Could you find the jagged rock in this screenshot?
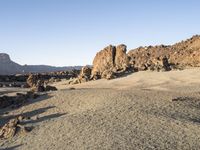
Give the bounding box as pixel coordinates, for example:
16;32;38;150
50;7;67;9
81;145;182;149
101;70;115;80
79;66;91;79
0;116;32;139
128;35;200;71
33;80;45;92
115;44;130;71
0;118;18;139
91;44;129;80
69;66;92;84
91;45;116;79
78;66;92;82
26;74;38;88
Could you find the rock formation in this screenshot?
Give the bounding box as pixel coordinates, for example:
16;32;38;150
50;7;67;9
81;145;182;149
0;116;32;139
89;35;200;81
115;44;130;71
91;45;116;79
69;66;92;84
128;35;200;71
26;74;57;92
91;44;130;80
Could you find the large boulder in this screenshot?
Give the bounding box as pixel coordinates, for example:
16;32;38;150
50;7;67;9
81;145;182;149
91;44;129;80
91;45;116;79
79;66;91;80
26;74;39;88
69;66;92;84
115;44;130;71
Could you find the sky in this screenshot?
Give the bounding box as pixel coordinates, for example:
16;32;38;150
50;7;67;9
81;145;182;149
0;0;200;66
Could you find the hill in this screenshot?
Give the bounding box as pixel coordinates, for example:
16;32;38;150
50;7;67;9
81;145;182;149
0;53;82;75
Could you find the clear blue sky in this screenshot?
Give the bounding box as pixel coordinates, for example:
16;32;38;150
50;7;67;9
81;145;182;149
0;0;200;66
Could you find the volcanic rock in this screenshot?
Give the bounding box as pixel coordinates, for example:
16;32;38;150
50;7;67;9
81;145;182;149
91;45;116;79
69;66;92;84
115;44;130;71
0;116;32;139
91;44;130;80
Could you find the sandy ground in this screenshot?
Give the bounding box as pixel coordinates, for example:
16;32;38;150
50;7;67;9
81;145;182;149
1;68;200;149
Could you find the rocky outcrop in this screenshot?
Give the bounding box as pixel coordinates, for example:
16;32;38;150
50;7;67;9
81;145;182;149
128;35;200;71
115;44;130;71
26;74;57;92
91;45;116;79
69;66;92;84
26;74;39;88
128;46;171;71
0;116;32;139
90;35;200;81
91;44;130;80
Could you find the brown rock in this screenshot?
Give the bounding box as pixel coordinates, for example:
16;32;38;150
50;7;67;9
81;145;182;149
31;80;45;92
91;44;129;80
69;66;92;84
26;74;38;88
0;119;18;139
79;66;91;79
128;35;200;71
0;116;31;139
115;44;130;71
91;45;116;79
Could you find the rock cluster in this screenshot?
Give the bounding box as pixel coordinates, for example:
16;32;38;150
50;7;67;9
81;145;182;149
26;74;58;92
128;35;200;71
89;35;200;81
69;66;92;84
0;116;32;139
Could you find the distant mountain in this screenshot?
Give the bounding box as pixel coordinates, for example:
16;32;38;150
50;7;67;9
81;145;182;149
0;53;82;75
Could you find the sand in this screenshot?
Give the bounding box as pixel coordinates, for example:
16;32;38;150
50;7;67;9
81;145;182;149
1;68;200;150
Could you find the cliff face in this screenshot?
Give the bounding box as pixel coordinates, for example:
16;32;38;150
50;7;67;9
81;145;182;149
0;53;23;75
91;44;129;79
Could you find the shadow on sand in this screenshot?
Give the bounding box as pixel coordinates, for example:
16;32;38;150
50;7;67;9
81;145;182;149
144;96;200;124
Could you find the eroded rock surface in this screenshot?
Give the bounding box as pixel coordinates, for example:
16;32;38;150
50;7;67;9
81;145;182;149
91;44;130;80
0;116;32;139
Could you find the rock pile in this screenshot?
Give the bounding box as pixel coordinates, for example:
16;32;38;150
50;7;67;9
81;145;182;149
128;35;200;71
0;116;32;139
26;74;57;92
69;66;92;84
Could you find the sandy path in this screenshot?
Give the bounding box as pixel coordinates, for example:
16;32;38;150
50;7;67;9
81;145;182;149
1;68;200;149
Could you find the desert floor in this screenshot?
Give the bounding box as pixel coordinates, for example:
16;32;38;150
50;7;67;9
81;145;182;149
1;68;200;150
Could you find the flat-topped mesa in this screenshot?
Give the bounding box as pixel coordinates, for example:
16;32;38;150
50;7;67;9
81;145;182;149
91;44;130;80
0;53;11;63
